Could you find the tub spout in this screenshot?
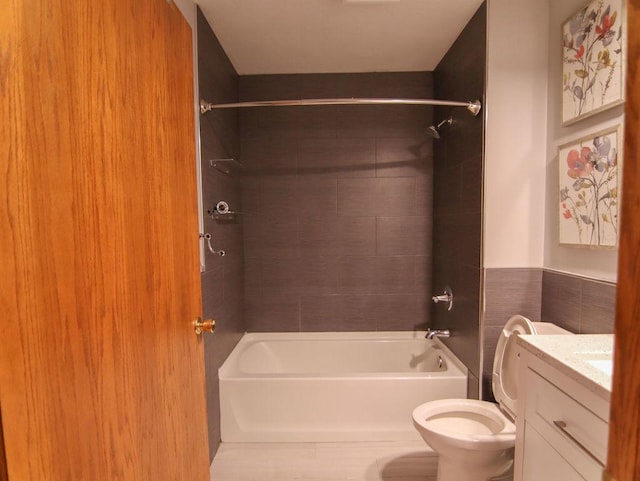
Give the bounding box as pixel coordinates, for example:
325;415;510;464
425;329;450;340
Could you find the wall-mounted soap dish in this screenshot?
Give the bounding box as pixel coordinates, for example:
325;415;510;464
207;200;244;221
210;158;245;176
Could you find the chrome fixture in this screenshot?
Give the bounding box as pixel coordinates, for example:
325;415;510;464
426;329;451;340
199;233;225;257
207;200;244;220
210;158;246;176
214;201;230;215
200;98;482;116
432;287;454;311
200;99;215;115
426;117;453;139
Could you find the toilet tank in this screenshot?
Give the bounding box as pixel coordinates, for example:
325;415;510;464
531;322;573;335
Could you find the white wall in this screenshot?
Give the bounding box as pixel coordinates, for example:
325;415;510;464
483;0;549;268
543;0;622;282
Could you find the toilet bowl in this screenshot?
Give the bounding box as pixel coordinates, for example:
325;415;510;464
412;315;571;481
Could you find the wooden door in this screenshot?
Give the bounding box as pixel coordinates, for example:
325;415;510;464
0;1;209;480
606;2;640;481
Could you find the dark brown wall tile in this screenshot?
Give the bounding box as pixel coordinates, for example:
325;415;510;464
298;138;341;175
296;73;376;98
300;295;341;331
337;138;377;178
299;256;340;295
224;263;244;306
541;270;581;333
239;74;299;102
240;72;434;333
242;216;262;257
260;258;299;287
240;177;262;214
416;171;434;213
300;217;340;256
374;256;419;294
457;215;482;268
482;325;503;374
334;106;384;139
433;164;461;216
246;288;300;332
432;3;486;396
352;105;430;139
297;178;338;216
297;137;377;178
240;137;297;173
261;176;299;217
460;155;483;214
374;72;434;98
376;178;417;215
337;178;377;216
259;218;300;259
377;294;429;330
414;256;433;290
484;268;542;326
243;288;262;330
240;108;302;140
338;295;381;331
338;217;376;257
201;268;225;320
376;137;432;178
296;106;341;139
377;216;431;256
580;279;615;334
338;256;378;295
540;270;616;335
243;257;261;288
468;372;480;400
338;178;417;217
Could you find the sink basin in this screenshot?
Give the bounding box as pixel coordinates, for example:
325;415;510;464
585;359;613;376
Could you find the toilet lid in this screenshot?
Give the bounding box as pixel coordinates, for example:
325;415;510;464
492;315;535;420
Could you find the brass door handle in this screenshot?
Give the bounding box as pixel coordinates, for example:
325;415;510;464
193;317;216;335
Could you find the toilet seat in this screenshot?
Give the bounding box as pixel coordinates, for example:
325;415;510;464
492;315;536;420
412;398;515;451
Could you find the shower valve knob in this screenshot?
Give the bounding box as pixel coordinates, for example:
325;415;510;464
432;288;454;311
432;294;450;303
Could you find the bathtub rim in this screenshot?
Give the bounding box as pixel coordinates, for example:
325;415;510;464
219;331;468;380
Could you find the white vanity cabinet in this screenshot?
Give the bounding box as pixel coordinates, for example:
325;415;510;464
514;335;613;481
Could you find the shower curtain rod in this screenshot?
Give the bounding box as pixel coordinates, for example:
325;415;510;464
199;98;482;116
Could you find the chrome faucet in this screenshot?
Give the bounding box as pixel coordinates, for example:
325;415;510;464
432;287;454;311
425;328;451;340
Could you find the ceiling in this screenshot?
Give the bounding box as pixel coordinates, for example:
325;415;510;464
197;0;484;75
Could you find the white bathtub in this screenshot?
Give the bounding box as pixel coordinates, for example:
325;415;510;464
219;331;468;442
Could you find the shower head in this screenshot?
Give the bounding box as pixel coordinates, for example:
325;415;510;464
426;126;441;139
426;117;453;139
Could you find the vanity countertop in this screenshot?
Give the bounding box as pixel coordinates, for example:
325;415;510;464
516;334;614;401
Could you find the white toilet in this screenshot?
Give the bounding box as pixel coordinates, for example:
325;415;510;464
412;315;571;481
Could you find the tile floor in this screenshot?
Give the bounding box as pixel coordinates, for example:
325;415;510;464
210;441;438;481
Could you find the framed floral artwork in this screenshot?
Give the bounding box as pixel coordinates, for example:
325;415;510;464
562;0;625;125
558;126;621;248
